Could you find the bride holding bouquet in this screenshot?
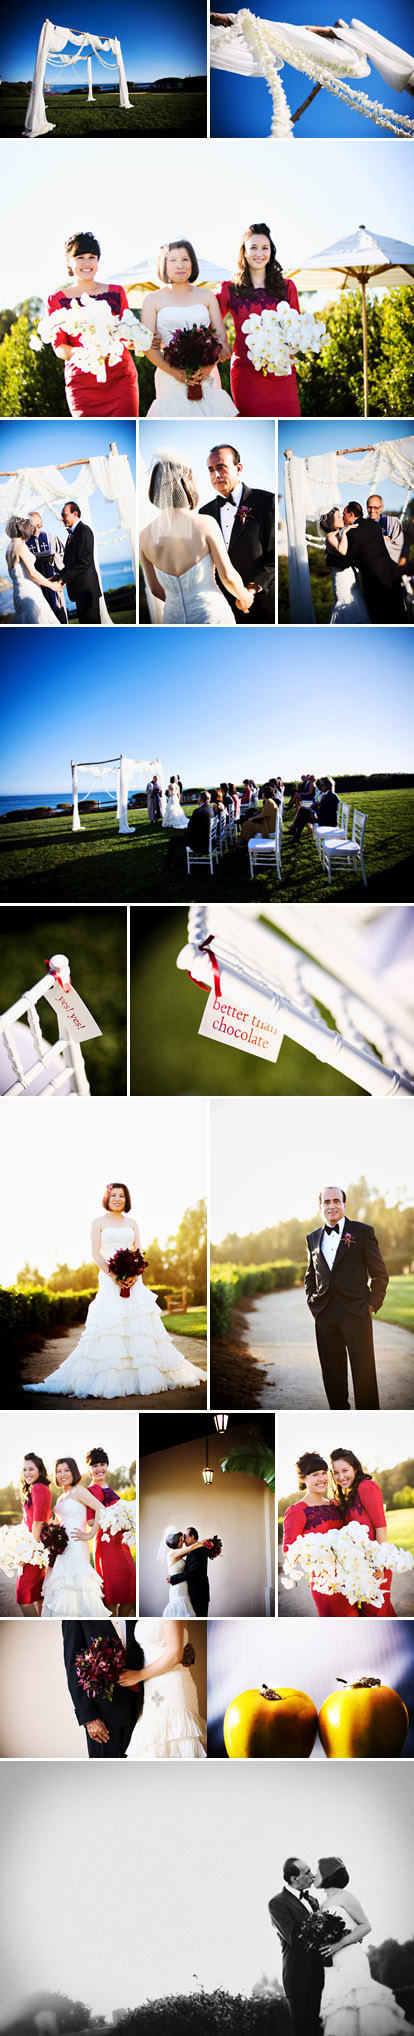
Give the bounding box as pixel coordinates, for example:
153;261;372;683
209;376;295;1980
142;239;238;416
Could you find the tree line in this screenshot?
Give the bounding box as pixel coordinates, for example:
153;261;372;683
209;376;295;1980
15;1200;207;1305
212;1179;414;1278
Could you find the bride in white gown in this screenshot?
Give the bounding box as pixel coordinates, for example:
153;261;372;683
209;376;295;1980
141;239;238;417
24;1181;206;1401
140;452;249;624
162;779;189;829
314;1857;414;2036
41;1458;109;1617
121;1619;207;1757
319;510;370;625
158;1526;210;1616
6;517;61;626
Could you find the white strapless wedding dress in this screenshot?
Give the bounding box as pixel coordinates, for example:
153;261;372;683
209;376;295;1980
41;1494;109;1617
24;1223;205;1400
330;566;370;625
147;303;237;416
156;551;236;625
127;1620;207;1758
321;1900;414;2035
162;787;188;829
162;1555;195;1618
7;555;60;626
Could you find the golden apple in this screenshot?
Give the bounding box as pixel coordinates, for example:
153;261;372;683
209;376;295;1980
223;1683;318;1759
318;1676;409;1759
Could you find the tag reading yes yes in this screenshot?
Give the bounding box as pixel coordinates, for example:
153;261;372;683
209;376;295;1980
43;980;102;1043
198;990;283;1063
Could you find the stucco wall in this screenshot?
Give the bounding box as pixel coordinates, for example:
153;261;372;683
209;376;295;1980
139;1427;275;1616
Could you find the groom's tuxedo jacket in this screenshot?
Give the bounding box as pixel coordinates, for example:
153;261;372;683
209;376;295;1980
304;1219;388;1321
199;484;275;623
269;1887;324;2000
63;1620;144;1756
60;520;101;622
183;1546;210;1616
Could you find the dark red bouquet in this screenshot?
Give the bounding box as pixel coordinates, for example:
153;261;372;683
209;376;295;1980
296;1911;347;1960
107;1246;148;1297
76;1635;126;1702
205;1535;222;1559
161;324;222;401
40;1521;69;1568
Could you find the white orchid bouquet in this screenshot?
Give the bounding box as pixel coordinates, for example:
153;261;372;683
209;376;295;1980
241;303;326;378
99;1498;136;1546
281;1521;413;1609
30;297;153;383
0;1522;49;1577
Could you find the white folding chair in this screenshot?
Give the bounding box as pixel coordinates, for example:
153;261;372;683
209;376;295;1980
0;956;90;1096
313;800;350;861
323;809;368;888
186;816;220;880
225;798;237;849
218;810;228;857
248;808;282;882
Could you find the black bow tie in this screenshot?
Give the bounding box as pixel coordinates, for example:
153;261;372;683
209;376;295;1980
325;1223;339;1236
221;492;239;507
299;1891;318;1910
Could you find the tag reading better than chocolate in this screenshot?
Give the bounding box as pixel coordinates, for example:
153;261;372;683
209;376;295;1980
43;980;102;1043
198;989;283;1062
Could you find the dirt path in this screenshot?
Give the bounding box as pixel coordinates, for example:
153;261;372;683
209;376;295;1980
235;1290;414;1409
15;1329;207;1408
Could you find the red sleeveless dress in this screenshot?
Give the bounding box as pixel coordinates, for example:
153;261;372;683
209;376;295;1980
283;1500;358;1618
217;279;301;417
87;1483;136;1609
345;1478;394;1617
47;285;139;417
16;1479;51;1606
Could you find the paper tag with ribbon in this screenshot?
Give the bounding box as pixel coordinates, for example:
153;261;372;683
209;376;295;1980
198;990;283;1063
43;980;102;1043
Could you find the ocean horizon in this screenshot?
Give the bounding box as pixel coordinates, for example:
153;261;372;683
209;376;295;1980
0;559;134;617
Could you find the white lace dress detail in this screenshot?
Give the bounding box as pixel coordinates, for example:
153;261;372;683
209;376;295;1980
147;303;237;417
24;1222;205;1400
41;1493;109;1617
127;1620;207;1759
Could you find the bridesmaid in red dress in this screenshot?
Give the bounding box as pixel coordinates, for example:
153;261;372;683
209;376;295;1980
217;220;301;418
16;1453;51;1616
283;1450;358;1618
85;1447;136;1616
330;1448;395;1618
48;230;139;418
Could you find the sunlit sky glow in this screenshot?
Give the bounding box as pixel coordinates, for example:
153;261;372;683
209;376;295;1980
211;1096;412;1241
0;1408;136;1487
277;1409;414;1495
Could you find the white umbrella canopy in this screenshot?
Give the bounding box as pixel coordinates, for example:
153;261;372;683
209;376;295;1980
116;255;230;305
288;224;414;413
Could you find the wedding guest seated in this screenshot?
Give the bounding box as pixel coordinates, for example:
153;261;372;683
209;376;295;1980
230;782;241;819
269;776;284;804
238;782;278;848
164;789;214;873
286;773;316;814
211;787;227;823
240;778;253;809
291;775;339;846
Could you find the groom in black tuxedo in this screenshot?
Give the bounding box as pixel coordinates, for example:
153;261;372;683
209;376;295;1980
183;1526;210;1615
63;1619;144;1757
59;501;101;623
269;1856;324;2036
199;444;275;623
337;502;405;622
305;1183;388;1410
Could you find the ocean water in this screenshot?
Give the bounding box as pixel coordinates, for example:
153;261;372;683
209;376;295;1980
0;793;118;816
0;559;134;617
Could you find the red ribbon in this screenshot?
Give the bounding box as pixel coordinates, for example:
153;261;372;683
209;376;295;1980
188;934;222;998
44;959;71;991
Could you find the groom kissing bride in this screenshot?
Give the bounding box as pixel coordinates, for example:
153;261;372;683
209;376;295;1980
163;1525;211;1617
269;1853;413;2036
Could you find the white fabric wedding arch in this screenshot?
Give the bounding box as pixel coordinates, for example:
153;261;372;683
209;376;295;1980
284;434;414;622
71;755;165;833
24;20;132;136
0;444;136;627
210;13;414;136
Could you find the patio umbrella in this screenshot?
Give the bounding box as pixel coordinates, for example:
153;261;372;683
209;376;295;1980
288;224;414;413
115;255;230;306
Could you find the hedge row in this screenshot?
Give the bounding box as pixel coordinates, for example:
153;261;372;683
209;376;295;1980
145;1283;194;1307
0;1285;96;1338
210;1261;302;1341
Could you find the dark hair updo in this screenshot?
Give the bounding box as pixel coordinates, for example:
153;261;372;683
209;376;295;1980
320;508;341;535
166;1531;183;1549
65;231;101;276
148;457;198;511
102;1182;131;1212
157;239;199;284
296;1452;328;1491
233;222;288;302
318;1857;349;1890
85;1448;109;1469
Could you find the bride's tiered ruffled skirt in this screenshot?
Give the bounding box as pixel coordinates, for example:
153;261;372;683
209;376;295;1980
127;1666;207;1759
24;1272;205;1400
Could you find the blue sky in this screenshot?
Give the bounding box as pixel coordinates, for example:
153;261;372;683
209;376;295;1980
0;419;136;573
210;0;414;138
140;419;275;507
0;629;412;790
1;137;413;312
0;0;206;86
277;419;414;515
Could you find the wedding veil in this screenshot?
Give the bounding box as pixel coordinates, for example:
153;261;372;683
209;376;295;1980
145;450;198;545
156;1523;182;1565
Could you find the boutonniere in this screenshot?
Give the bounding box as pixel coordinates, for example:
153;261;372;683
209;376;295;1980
344;1232;355;1248
236;505;254;527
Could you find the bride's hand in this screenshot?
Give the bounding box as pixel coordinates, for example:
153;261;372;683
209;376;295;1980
72;1528;89;1542
119;1668;141;1686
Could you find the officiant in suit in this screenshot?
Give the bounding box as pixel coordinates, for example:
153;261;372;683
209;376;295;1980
269;1856;325;2036
63;1618;144;1757
200;444;275;623
335;503;405;622
59;500;102;623
305;1184;389;1410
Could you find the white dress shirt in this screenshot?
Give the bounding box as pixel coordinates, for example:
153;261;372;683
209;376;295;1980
111;1617;127;1647
283;1882;316;1911
321;1214;345;1269
219;480;244;549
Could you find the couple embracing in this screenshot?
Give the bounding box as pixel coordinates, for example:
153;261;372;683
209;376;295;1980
63;1612;207;1760
140;442;275;626
269;1854;412;2036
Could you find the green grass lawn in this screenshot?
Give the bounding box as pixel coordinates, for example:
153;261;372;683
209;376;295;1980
385;1506;414;1553
1;790;412;906
378;1276;414;1332
162;1307;207;1338
0;89;207;138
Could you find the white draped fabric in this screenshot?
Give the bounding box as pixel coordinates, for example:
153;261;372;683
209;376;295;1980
285;436;414;621
24;20;132;136
0;452;136;628
87;55;94;100
210;13;414;135
72;755;165;833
